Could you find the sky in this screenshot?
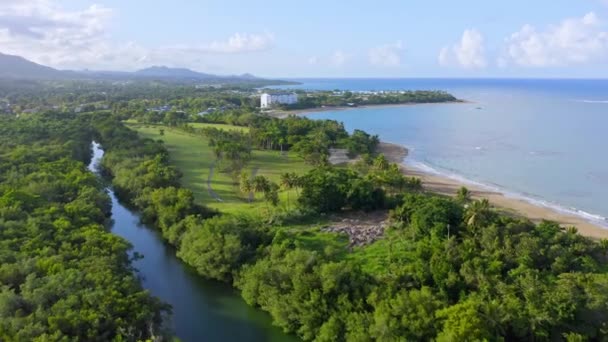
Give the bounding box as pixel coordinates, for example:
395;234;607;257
1;0;608;78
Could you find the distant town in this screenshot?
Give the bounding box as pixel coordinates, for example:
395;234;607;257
1;79;458;117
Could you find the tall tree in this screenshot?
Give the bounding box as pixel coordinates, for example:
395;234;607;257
252;175;270;201
373;154;389;171
239;170;252;201
464;198;492;233
457;186;471;203
280;172;298;208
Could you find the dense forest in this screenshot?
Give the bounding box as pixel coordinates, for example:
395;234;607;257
0;113;168;341
3;85;608;341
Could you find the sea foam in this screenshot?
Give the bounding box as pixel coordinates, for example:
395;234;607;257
406;159;608;229
573;99;608;104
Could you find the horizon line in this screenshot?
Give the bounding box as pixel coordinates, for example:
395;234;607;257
265;76;608;81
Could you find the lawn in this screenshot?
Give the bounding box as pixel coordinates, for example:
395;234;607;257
128;122;354;259
126;123;311;213
188;122;250;133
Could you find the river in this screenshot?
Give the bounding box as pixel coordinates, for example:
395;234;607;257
88;142;296;342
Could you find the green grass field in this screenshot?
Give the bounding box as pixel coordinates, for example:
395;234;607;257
188;122;250;133
347;230;411;275
126;123;311;213
127;122;353;258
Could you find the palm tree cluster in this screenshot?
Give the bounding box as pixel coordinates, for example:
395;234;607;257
464;198;494;235
279;172;303;208
239;174;282;208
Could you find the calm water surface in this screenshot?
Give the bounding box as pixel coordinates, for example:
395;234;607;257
278;78;608;227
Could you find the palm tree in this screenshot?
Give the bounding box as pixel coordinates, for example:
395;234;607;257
565;226;578;236
291;173;303;197
457;186;471;203
465;198;492;233
280;172;299;208
268;123;281;150
264;182;280;207
373;154;389;171
252;175;270;200
408;177;423;192
278;137;287;155
599;238;608;257
239;171;252;201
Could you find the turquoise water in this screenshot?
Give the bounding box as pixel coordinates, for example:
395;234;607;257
281;79;608;227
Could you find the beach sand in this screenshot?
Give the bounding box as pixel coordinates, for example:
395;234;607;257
286;105;608;239
377;142;608;239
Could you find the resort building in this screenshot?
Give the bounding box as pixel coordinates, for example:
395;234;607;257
260;92;298;108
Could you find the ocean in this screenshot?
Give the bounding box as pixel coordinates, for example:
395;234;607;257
275;78;608;228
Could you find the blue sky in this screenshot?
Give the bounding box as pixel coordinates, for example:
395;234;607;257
2;0;608;77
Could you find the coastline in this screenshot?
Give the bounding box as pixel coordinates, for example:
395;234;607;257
265;101;468;118
377;142;608;239
271;100;608;239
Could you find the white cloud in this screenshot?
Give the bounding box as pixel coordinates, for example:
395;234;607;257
202;32;274;53
0;0;115;68
307;56;319;65
439;29;487;69
501;12;608;67
330;50;349;67
438;47;450;66
0;1;274;70
369;41;404;67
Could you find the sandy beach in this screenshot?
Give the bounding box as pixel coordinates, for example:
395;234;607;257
376;142;608;239
286;103;608;239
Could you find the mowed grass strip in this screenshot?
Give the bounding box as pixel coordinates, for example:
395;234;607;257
126;123;311;213
188;122;250;133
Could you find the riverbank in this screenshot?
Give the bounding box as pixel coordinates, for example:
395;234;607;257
265;100;468;118
90;143;296;342
377;142;608;239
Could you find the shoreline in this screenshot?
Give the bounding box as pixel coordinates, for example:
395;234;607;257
270;101;608;239
265;100;468;118
377;142;608;239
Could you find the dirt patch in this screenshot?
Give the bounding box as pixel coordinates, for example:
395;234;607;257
323;211;389;247
328;148;353;165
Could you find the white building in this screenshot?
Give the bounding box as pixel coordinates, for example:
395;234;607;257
260;92;298;108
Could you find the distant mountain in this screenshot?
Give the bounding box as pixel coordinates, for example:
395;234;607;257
134;66;266;81
0;52;292;85
237;73;258;80
0;53;67;79
135;66;216;79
